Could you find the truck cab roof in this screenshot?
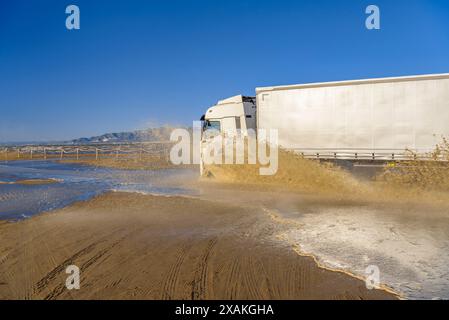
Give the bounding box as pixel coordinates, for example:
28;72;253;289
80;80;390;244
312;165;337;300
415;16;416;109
204;95;255;120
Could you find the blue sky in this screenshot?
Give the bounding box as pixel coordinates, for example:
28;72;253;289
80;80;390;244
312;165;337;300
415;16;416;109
1;0;449;142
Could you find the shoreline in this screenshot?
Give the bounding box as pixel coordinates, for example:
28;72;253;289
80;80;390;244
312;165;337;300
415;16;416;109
261;207;401;298
290;243;402;298
0;191;397;300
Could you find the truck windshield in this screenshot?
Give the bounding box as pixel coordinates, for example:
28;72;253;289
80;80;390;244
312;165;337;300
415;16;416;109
203;120;221;139
206;121;221;132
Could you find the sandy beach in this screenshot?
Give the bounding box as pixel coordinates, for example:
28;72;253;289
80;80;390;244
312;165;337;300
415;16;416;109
0;178;59;185
0;189;396;300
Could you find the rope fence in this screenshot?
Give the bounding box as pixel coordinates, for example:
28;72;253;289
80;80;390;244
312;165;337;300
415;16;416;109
1;142;174;162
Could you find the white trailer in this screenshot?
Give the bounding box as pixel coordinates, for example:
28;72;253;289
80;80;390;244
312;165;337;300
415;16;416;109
202;73;449;161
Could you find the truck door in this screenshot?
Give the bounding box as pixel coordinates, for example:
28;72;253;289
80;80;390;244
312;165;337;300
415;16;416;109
221;117;238;134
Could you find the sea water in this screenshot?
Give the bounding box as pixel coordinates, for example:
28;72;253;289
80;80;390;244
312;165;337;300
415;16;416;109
0;160;198;221
277;204;449;300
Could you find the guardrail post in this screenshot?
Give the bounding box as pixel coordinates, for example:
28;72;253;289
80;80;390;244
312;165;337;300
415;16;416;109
30;149;33;160
44;148;47;160
60;149;63;160
96;148;99;160
76;148;79;160
17;149;20;159
4;148;7;162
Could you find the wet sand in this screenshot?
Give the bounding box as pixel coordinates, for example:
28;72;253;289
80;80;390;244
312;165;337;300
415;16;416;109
0;192;396;300
0;178;59;185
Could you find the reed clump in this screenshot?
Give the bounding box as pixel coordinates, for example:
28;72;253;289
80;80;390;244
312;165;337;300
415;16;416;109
376;137;449;192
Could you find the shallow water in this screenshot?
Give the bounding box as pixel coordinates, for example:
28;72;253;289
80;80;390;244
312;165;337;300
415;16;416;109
2;160;448;300
277;204;449;300
0;160;198;220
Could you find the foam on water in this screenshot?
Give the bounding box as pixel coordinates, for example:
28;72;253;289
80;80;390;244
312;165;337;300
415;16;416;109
277;205;449;299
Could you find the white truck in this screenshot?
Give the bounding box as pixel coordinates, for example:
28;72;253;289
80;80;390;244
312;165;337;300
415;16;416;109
201;73;449;161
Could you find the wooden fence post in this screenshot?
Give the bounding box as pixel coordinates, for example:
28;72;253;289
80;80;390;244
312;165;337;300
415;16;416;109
17;149;20;159
60;149;63;160
30;150;33;160
4;148;7;162
96;148;99;160
76;148;79;160
44;148;47;160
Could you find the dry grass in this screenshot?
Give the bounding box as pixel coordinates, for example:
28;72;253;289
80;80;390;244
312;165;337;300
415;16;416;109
1;151;62;161
60;154;195;170
0;150;195;171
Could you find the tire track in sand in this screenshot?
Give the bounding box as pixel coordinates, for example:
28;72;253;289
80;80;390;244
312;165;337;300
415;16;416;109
42;237;125;300
241;254;263;299
191;238;217;300
226;257;241;299
161;243;190;300
32;241;102;296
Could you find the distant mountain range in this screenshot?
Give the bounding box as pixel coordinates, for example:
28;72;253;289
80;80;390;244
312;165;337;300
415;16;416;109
70;127;177;144
0;127;187;146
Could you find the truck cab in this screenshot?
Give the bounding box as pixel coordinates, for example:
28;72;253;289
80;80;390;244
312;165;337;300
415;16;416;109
201;95;257;139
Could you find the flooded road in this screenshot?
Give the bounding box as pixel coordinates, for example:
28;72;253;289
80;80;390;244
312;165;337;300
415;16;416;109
2;160;449;299
0;160;198;220
276;203;449;300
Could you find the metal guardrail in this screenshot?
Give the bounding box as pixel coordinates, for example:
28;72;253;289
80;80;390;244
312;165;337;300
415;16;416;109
291;149;448;162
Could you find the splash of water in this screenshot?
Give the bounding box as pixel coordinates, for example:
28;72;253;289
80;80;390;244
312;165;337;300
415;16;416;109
205;139;449;207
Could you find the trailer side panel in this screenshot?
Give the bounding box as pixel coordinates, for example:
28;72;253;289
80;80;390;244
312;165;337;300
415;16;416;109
256;75;449;158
